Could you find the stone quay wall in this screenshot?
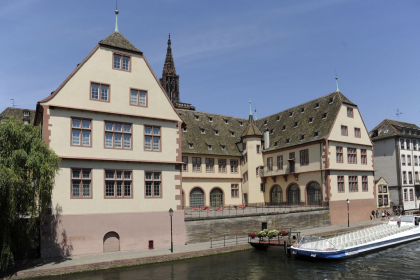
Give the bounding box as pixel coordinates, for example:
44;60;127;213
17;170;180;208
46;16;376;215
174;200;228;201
185;210;331;244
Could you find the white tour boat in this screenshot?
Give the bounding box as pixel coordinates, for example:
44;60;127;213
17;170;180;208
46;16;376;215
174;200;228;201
291;215;420;259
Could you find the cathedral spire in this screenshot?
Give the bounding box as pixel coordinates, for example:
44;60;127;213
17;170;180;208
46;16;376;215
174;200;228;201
160;34;179;104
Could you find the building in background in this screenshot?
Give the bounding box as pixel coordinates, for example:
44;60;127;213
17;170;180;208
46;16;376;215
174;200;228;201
375;177;391;210
370;119;420;211
0;107;35;124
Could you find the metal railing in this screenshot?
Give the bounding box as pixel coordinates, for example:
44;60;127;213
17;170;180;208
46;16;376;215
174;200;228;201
209;235;249;248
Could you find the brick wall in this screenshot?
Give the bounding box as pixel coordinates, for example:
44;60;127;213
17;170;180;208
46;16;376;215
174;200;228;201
185;210;330;243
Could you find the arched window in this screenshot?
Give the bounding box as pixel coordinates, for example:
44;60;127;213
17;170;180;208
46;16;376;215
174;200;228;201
271;185;283;205
190;188;204;208
210;188;223;207
288;184;300;205
307;182;321;205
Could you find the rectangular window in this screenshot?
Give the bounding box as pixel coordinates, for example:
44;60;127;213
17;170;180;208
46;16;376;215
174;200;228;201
267;157;273;171
218;159;227;173
90;82;110;101
231;184;239;198
144;125;161;151
354;127;361;138
243;171;248;183
105;170;132;198
404;189;408;201
403;171;407;184
410;189;414;201
347;148;357;164
409;171;413;184
400;139;405;150
362;176;368;191
413;140;417;150
113;53;130;71
401;155;406;165
230;160;238;173
414;156;418;166
277;155;283;170
256;145;261;154
205;158;214;172
105;122;132;149
347;107;354;118
260;183;265;192
408;155;412;166
130;89;147;107
145;171;162;198
341;125;348;136
71;168;92;198
361;149;367;165
182;156;188;172
300;149;309;165
349;176;358;192
378;184;383;193
71;118;91;147
192;157;201;172
384;195;389;204
406;139;410;150
415;171;419;183
338;175;344;193
336;146;343;163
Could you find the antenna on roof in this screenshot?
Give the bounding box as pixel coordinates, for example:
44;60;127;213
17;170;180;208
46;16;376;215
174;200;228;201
396;109;403;120
335;70;340;92
249;101;252;116
254;105;258;120
10;99;15;107
114;0;119;32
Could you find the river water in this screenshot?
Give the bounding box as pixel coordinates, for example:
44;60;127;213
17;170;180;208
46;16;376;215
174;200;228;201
38;241;420;280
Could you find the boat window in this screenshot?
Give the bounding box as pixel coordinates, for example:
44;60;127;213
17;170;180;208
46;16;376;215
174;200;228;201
401;216;414;223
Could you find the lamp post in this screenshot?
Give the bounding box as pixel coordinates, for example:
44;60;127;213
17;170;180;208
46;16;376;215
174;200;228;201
347;199;350;228
169;208;173;253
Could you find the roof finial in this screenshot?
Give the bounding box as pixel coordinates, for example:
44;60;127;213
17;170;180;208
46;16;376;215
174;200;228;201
114;0;119;32
254;106;257;120
249;101;252;116
335;70;339;92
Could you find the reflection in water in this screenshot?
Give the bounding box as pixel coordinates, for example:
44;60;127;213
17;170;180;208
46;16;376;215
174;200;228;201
38;241;420;280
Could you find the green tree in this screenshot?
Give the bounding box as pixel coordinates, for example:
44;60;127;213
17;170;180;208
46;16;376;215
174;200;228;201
0;118;60;271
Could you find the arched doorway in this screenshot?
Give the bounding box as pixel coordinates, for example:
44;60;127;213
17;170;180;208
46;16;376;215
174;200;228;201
210;188;223;207
271;185;283;205
288;184;300;205
307;182;321;205
103;231;120;252
190;188;204;208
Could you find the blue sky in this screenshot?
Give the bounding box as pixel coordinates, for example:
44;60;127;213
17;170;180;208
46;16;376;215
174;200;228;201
1;0;419;130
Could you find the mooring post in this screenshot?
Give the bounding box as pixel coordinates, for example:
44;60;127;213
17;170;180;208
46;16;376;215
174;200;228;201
284;240;288;255
210;238;212;248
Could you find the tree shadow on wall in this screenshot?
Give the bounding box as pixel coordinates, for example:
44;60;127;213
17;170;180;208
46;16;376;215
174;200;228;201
1;204;73;278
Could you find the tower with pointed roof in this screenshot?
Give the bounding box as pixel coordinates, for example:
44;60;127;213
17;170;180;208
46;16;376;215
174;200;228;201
160;35;195;110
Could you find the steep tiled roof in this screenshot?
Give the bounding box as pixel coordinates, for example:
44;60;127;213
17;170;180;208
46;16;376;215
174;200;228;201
179;110;247;156
0;107;35;124
256;91;351;152
370;119;420;141
242;115;262;137
99;32;142;54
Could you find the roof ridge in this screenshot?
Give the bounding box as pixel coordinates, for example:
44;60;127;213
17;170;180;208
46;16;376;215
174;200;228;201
385;119;400;135
178;109;248;121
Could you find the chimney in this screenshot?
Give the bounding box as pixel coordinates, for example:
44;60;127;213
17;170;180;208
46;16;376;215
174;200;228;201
264;129;270;149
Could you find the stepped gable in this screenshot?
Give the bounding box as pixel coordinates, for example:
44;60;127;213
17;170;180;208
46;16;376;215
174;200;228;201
370;119;420;140
179;109;247;156
99;32;142;54
0;107;35;124
256;91;351;152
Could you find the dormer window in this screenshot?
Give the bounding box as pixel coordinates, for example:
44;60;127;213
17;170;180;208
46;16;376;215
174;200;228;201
209;117;213;122
264;120;268;126
309;117;313;123
183;127;187;132
208;145;212;150
274;141;278;146
270;129;274;135
322;113;327;119
23;111;30;117
286;138;290;144
231;132;235;137
221;145;226;150
201;129;206;134
300;108;305;113
329;97;333;104
383;129;389;134
300;135;305;140
113;53;130;71
215;130;219;135
314;131;319;137
189;143;194;149
239;121;243;126
289;112;293;117
277;116;281;121
282;126;286;131
195;115;199;121
224;119;229;124
294;122;298;128
315;103;320;109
